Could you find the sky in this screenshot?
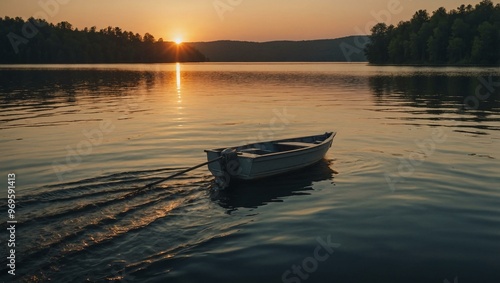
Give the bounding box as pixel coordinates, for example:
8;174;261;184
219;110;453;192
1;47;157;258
0;0;491;42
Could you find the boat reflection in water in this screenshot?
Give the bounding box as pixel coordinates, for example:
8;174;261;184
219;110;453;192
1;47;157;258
211;159;336;213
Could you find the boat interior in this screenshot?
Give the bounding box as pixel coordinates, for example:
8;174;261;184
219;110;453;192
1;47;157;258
236;132;332;156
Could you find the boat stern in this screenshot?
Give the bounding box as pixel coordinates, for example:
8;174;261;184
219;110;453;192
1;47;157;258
205;149;223;175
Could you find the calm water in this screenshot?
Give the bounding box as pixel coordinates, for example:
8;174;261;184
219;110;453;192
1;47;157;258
0;63;499;282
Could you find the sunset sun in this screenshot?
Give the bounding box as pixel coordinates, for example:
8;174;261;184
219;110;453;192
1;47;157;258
174;38;183;45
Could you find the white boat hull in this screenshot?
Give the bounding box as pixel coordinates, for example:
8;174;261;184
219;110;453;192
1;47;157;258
205;132;335;182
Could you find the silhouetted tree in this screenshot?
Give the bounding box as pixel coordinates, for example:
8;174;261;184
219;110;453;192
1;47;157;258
364;23;392;63
409;10;430;61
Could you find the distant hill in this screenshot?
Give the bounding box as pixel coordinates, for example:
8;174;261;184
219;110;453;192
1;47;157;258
188;36;368;62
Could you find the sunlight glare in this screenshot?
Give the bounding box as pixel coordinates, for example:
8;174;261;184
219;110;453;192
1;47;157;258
176;63;181;90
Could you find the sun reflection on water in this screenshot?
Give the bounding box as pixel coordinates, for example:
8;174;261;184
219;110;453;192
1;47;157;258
176;63;181;91
176;63;183;127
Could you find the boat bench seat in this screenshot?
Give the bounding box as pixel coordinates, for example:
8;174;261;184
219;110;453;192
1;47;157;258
275;142;313;148
239;148;274;155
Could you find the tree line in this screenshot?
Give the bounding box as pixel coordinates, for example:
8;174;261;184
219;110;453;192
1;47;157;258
0;17;206;63
364;0;500;65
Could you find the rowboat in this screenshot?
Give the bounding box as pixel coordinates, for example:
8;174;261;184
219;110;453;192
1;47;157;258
204;132;336;188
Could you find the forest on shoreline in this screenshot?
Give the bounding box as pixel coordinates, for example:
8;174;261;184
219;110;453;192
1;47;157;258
1;16;368;63
0;17;206;63
364;0;500;65
3;1;499;65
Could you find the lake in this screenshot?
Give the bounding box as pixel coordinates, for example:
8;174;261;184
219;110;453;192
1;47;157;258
0;63;499;282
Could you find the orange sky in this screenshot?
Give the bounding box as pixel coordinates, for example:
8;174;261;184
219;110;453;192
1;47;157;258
0;0;490;42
